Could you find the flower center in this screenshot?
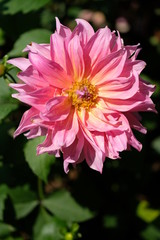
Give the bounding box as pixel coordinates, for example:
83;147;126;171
68;79;98;110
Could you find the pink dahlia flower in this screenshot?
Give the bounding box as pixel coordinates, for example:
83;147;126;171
8;18;156;173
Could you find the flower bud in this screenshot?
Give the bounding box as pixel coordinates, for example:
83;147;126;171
0;64;5;77
65;232;73;240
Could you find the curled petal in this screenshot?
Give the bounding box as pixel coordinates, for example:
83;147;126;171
14;108;39;138
125;112;147;134
125;44;140;59
41;96;71;122
55;17;72;38
7;58;31;71
105;90;156;113
84;108;121;132
73;18;94;46
110;31;123;52
83;140;105;173
25;126;47;139
63;130;84;173
38;109;79;154
24;42;51;60
139;79;156;97
98;71;139;100
52;110;79;148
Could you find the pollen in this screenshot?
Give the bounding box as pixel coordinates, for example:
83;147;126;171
68;79;98;110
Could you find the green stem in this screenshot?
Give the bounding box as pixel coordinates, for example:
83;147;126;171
5;72;16;83
38;178;44;201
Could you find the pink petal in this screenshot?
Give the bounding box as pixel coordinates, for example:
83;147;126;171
25;126;47;139
52;110;79;148
14;108;39;138
83;140;105;173
140;79;156;97
55;17;72;38
84;27;112;67
84;108;121;132
124;112;147;134
105;90;156;112
7;58;31;71
37;130;62;157
107;130;128;153
127;129;142;151
25;42;51;60
29;52;72;88
125;44;140;59
10;83;35;94
127;60;146;74
98;71;139;100
73;18;94;45
23;43;50;53
18;66;49;88
79;116;105;151
50;32;73;75
38;110;79;153
90;49;127;85
41;96;71;122
8;18;156;174
63;130;84;173
67;35;85;80
13;87;55;111
110;31;123;52
105;134;120;159
115;113;142;151
92;132;106;153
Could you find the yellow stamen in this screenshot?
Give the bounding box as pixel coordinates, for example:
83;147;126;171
67;79;98;110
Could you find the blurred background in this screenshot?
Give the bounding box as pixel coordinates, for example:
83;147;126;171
0;0;160;239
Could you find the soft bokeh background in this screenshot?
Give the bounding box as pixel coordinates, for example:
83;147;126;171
0;0;160;239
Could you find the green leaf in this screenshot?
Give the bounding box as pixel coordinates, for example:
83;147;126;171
24;137;55;182
141;225;160;240
103;215;118;229
150;36;159;46
40;9;55;29
4;237;23;240
0;77;16;101
151;137;160;155
2;0;51;15
34;208;53;238
43;190;94;222
0;103;18;121
0;28;5;46
0;184;8;220
0;78;18;120
8;29;52;57
136;200;160;223
68;7;81;18
33;208;65;240
35;222;61;240
9;185;38;219
0;222;15;238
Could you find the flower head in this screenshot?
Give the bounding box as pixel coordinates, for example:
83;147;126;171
8;18;156;173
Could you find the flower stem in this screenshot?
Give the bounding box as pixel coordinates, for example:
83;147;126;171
5;72;16;83
38;178;44;201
